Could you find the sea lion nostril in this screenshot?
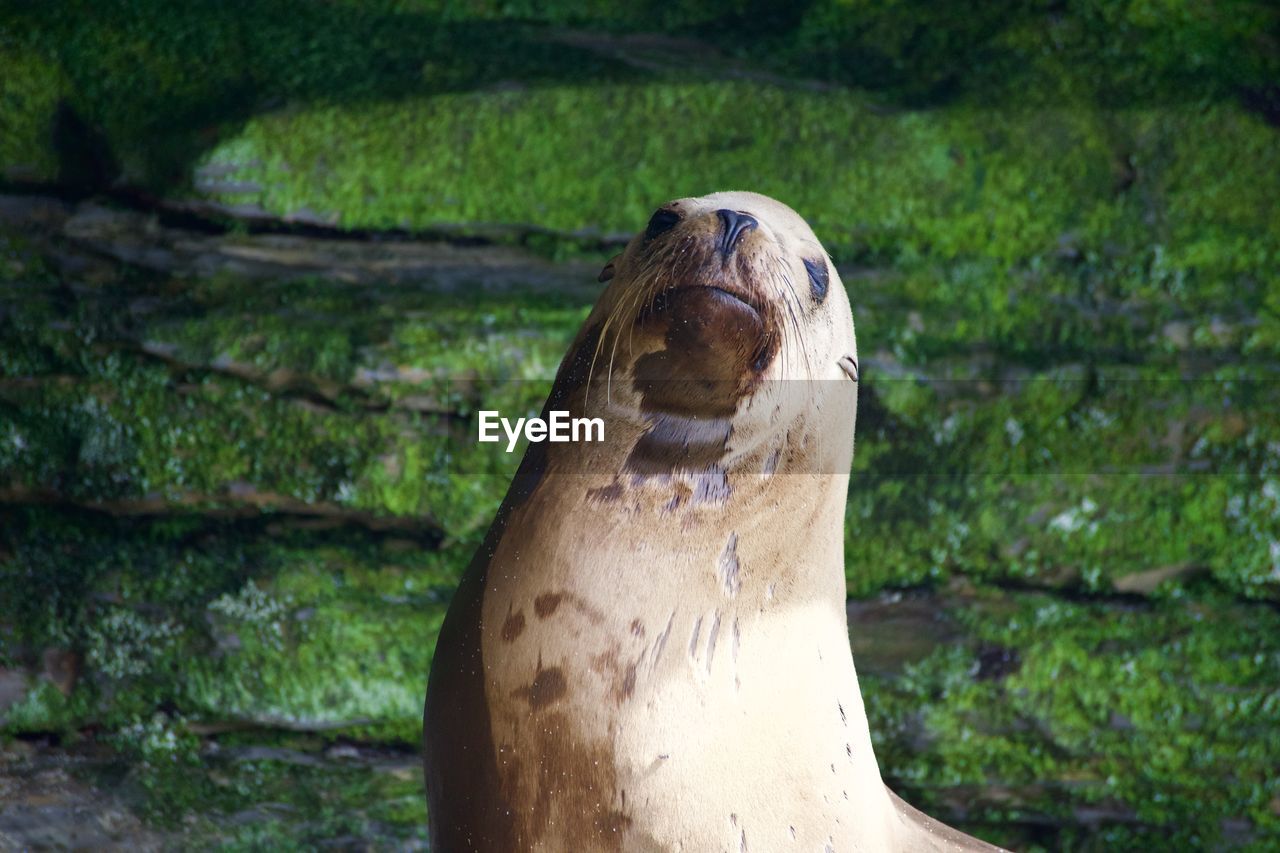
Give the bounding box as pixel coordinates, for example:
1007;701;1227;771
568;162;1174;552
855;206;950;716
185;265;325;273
716;209;758;255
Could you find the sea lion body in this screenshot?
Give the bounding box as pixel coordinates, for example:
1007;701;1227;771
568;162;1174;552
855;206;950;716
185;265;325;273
424;193;1002;852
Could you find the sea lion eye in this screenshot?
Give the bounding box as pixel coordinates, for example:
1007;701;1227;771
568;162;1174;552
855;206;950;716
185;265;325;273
644;209;681;241
803;258;829;303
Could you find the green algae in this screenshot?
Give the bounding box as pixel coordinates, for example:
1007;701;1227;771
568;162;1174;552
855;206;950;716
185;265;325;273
0;257;579;746
0;263;592;533
5;1;1276;280
0;47;66;183
0;513;444;846
191;90;1279;274
847;362;1280;600
0;506;460;742
185;546;450;743
144;274;586;385
0;0;635;190
93;721;430;847
865;589;1280;849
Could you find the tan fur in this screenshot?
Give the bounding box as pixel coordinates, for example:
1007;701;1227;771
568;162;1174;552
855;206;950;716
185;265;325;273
424;192;1007;852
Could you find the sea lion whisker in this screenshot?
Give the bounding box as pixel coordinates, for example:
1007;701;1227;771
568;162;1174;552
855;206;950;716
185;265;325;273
587;287;642;410
773;263;814;379
623;255;664;358
609;279;652;403
769;263;804;380
778;264;815;381
585;309;617;410
586;252;664;408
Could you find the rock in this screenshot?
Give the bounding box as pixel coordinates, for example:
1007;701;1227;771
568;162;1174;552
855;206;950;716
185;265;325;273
1108;711;1136;731
0;192;603;294
0;745;166;851
973;644;1021;681
1112;562;1206;595
1161;321;1192;350
847;591;964;676
323;743;360;761
40;647;80;696
0;669;31;720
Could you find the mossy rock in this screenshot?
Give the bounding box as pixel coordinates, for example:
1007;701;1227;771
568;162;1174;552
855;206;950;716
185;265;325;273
865;588;1280;850
0;507;462;743
191;88;1280;272
0;47;67;182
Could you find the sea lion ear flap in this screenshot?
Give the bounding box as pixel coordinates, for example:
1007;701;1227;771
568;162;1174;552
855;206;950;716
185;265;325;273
597;253;622;283
837;354;859;382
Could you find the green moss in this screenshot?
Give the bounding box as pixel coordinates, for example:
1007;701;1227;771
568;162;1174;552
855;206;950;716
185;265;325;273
0;46;66;181
3;0;635;189
1;679;98;732
0;507;462;742
866;590;1280;849
185;562;447;742
764;0;1279;106
0;267;595;534
89;721;429;845
191;85;1126;259
179;86;1276;374
140;273;575;385
9;1;1277;275
846;345;1280;601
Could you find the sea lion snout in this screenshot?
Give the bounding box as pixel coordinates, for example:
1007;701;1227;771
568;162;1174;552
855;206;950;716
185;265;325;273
651;284;764;354
619;204;787;414
632;284;768;416
661;286;767;379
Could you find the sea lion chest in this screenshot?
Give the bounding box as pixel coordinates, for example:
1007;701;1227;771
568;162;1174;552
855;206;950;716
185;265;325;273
476;479;894;851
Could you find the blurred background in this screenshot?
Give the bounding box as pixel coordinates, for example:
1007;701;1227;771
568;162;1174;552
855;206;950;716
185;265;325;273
1;1;1278;849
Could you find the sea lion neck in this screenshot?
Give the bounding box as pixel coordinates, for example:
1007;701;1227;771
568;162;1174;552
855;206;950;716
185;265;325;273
510;457;854;611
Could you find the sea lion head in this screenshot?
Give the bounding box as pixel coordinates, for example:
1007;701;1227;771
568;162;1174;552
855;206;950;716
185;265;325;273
550;191;859;493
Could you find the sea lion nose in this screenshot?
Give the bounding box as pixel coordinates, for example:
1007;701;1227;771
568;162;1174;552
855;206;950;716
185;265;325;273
716;209;758;255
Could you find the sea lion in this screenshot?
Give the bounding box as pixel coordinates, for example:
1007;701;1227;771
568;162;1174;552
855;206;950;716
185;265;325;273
423;192;1004;852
